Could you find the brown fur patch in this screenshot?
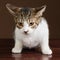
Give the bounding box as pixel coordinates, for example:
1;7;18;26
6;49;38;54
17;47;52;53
28;17;41;28
13;8;41;29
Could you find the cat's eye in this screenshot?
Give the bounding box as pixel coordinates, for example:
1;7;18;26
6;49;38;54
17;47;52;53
29;22;34;26
18;22;23;26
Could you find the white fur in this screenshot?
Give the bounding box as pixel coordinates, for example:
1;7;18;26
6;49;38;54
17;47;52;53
12;17;52;54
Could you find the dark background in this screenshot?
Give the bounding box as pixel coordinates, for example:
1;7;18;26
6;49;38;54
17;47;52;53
0;0;60;39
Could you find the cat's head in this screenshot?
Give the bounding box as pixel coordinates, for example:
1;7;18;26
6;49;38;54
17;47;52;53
6;3;46;34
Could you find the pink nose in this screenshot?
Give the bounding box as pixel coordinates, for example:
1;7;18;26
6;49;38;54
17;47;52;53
24;31;28;34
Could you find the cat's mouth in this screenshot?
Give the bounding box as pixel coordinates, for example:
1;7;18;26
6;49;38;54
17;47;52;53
24;32;28;35
23;31;29;35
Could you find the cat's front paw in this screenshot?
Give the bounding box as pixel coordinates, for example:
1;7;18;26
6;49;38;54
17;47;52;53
12;48;22;53
42;49;52;55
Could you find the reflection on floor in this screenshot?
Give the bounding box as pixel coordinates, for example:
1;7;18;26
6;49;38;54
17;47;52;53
0;48;60;60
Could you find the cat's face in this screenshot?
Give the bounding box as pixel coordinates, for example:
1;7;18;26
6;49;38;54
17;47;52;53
6;4;46;34
14;12;40;34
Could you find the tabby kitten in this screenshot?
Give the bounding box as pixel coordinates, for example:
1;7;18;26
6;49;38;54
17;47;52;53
6;3;52;55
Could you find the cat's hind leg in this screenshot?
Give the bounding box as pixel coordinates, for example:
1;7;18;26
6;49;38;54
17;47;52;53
39;36;52;55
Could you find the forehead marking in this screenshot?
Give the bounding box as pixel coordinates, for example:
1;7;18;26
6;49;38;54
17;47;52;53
21;8;31;17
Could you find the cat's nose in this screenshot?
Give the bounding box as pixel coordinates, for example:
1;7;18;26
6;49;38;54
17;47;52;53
24;30;28;34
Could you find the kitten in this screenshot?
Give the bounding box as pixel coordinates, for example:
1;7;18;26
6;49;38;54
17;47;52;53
6;3;52;55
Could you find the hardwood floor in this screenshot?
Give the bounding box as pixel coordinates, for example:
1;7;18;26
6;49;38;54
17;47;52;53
0;48;60;60
0;39;60;60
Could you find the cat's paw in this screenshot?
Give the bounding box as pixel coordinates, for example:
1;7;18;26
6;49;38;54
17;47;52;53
42;49;52;55
12;48;22;53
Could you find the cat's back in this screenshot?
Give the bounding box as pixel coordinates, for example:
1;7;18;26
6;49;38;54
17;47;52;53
38;17;48;28
34;17;49;38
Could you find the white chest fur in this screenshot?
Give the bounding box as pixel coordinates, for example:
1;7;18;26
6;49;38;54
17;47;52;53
22;36;39;48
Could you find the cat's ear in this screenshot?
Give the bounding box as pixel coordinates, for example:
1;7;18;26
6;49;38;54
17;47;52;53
35;5;46;17
6;3;21;17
